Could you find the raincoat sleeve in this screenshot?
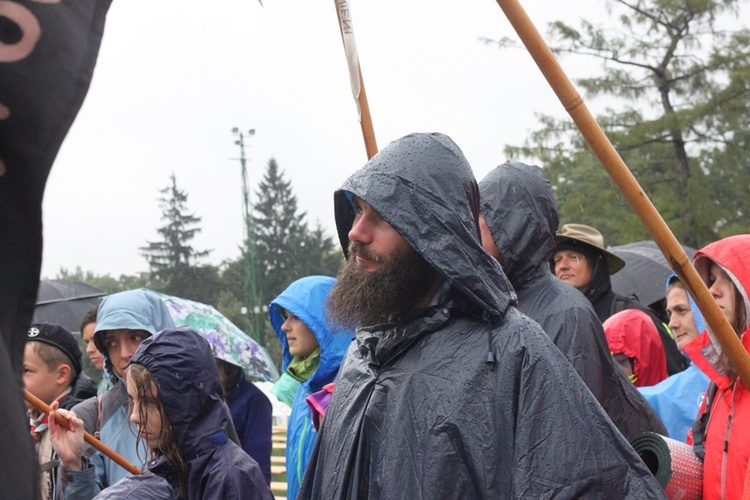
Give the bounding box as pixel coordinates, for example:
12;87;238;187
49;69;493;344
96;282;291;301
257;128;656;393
92;475;175;499
236;387;273;485
543;304;609;400
62;462;101;500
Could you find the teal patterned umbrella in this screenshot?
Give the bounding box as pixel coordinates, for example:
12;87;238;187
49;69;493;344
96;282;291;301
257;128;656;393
156;292;279;382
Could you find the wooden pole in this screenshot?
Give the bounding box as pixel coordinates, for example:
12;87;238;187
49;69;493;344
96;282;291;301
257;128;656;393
333;0;378;159
25;390;141;476
493;0;750;387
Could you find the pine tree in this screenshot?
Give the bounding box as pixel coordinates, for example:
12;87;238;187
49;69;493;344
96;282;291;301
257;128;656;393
140;173;213;300
238;159;344;360
297;222;344;279
251;158;308;305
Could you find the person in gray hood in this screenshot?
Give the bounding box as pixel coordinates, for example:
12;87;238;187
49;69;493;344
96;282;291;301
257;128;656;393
298;133;664;499
478;162;667;440
54;289;175;498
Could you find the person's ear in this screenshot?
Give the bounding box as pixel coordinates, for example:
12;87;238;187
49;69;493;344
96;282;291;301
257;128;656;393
56;364;72;386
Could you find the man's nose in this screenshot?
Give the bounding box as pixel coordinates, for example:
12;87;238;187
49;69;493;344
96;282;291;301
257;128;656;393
349;217;373;245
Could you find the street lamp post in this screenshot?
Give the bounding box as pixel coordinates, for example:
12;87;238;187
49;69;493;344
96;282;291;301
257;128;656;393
231;127;264;346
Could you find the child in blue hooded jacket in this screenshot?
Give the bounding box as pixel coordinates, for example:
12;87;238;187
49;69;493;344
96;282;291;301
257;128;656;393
269;276;354;500
55;289;175;498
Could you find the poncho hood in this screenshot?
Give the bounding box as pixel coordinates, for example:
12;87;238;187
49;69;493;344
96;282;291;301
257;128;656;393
693;234;750;334
687;234;750;373
334;132;515;319
130;327;229;460
604;308;668;387
479;162;558;288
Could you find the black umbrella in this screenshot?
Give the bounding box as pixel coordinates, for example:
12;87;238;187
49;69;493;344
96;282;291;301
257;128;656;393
33;280;106;334
609;240;697;308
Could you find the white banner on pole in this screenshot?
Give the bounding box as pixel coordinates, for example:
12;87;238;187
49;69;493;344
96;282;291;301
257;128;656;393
337;0;362;120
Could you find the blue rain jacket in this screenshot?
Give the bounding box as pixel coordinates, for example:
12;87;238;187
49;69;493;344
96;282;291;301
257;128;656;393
269;276;354;500
130;327;272;499
66;289;175;498
638;275;710;440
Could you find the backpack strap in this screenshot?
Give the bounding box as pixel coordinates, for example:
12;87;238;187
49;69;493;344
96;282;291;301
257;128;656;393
692;382;718;461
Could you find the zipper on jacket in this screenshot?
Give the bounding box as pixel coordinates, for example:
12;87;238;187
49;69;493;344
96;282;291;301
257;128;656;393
720;384;737;500
297;413;310;484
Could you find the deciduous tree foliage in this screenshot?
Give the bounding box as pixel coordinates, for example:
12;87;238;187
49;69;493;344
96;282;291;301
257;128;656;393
499;0;750;247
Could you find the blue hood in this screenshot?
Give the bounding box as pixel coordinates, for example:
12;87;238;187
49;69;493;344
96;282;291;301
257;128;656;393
269;276;354;391
666;274;706;335
93;289;175;355
130;327;229;460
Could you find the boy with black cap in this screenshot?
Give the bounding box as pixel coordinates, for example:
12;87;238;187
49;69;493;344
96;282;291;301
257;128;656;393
24;322;87;500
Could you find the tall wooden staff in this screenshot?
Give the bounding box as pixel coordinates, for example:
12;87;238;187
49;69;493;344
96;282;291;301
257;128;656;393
333;0;378;159
493;0;750;387
25;390;141;476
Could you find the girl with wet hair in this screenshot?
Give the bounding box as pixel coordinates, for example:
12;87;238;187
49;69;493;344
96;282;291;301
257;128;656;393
50;328;273;499
126;363;187;495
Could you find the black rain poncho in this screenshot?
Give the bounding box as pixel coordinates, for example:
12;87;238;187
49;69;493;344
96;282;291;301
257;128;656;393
298;133;664;499
478;162;667;440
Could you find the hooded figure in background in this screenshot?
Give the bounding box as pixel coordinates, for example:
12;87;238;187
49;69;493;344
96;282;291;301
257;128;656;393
478;162;667;440
269;276;354;500
127;328;272;499
62;289;175;498
298;133;664;499
604;308;669;387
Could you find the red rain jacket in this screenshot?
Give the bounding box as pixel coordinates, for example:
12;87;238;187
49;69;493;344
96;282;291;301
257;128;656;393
685;234;750;500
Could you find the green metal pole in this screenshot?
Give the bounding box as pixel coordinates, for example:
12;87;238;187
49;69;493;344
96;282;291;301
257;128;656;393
232;128;263;346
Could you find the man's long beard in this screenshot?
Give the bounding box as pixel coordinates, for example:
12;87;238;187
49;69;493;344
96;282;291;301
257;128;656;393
327;241;441;330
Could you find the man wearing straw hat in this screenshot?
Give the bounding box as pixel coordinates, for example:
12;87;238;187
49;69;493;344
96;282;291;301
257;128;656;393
298;132;664;499
554;223;688;376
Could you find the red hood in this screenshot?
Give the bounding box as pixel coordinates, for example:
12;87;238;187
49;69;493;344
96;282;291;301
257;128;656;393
688;234;750;379
604;308;668;387
694;234;750;330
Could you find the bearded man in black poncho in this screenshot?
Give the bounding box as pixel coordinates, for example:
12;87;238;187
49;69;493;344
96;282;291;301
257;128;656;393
298;132;664;499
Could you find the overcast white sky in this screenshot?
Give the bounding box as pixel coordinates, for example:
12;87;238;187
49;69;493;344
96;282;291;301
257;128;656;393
41;0;608;278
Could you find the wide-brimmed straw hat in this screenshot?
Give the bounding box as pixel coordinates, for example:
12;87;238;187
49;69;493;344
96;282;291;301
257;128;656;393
555;223;626;275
